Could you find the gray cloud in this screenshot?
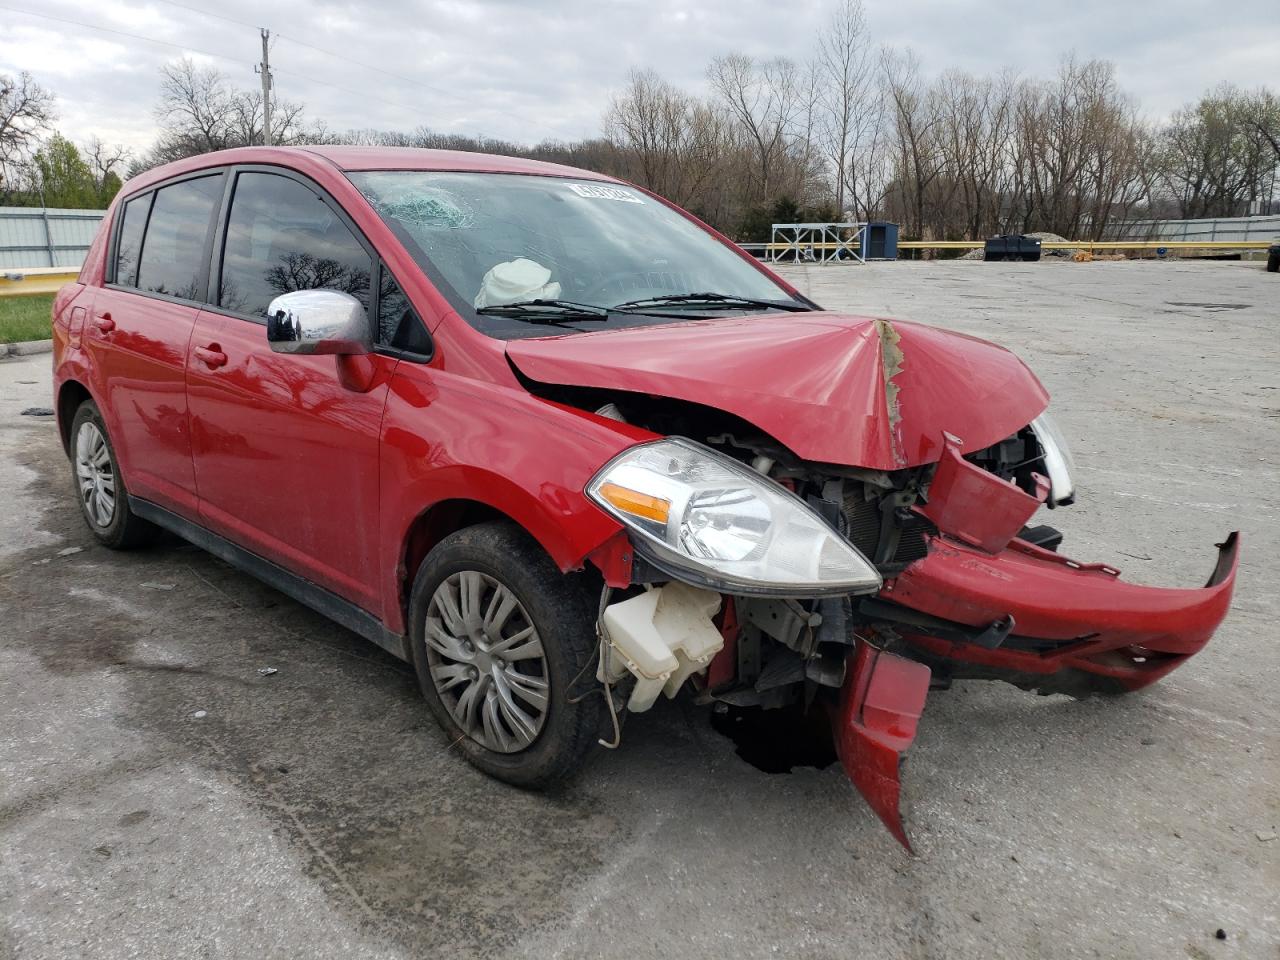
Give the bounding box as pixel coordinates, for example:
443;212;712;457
4;0;1277;155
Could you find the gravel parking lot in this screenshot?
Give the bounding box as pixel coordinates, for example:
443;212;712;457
1;259;1277;960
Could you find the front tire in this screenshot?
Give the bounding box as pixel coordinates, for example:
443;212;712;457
407;521;603;788
1267;251;1279;273
69;400;158;549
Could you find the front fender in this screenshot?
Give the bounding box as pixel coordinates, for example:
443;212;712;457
377;364;653;632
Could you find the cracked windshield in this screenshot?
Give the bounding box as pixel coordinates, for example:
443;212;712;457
351;171;800;336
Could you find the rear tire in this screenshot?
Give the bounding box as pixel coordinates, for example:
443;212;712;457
407;521;603;788
1267;251;1279;273
69;400;158;549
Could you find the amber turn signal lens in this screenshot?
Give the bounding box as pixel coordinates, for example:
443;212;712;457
596;482;671;524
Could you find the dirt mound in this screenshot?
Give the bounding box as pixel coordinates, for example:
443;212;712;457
960;231;1081;260
1025;232;1077;257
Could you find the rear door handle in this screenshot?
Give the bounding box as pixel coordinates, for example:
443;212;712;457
194;344;228;369
91;312;115;332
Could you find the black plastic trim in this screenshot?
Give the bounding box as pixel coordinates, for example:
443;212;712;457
129;497;408;662
1206;532;1239;588
859;597;1030;651
374;343;434;364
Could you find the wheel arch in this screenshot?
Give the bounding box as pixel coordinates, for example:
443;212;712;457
56;379;94;454
398;498;507;619
390;477;618;635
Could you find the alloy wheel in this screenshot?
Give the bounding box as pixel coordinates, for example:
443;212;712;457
424;571;550;753
75;421;116;528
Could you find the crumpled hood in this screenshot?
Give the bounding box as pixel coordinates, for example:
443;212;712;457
506;312;1050;470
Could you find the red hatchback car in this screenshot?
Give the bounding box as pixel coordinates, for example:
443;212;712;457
52;147;1238;848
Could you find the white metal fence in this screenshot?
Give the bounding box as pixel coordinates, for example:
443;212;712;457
0;207;106;270
1103;214;1280;244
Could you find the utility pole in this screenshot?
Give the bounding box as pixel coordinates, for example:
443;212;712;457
257;28;273;146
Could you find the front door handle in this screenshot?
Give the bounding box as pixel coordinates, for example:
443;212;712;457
194;344;228;369
91;312;115;332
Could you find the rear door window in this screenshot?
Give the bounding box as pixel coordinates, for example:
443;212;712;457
114;193;152;287
135;174;224;301
217;172;372;319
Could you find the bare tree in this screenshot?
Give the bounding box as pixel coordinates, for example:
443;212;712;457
1159;85;1280;217
157;59;228;153
0;72;56;202
138;58;308;170
604;69;729;210
172;31;1269;243
882;50;946;239
708;53;805;201
83;137;130;188
1003;57;1148;237
1258;123;1280;162
815;0;874;215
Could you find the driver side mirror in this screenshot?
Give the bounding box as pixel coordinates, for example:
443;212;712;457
266;289;371;356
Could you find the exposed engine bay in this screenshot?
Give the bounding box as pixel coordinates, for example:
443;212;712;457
558;386;1067;706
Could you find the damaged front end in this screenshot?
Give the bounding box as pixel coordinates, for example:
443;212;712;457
521;316;1238;851
575;407;1238;851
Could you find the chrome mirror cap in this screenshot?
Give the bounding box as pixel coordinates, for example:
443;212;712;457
266;289;371;356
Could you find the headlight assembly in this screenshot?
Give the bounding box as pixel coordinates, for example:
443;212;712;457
1030;412;1075;506
587;438;882;597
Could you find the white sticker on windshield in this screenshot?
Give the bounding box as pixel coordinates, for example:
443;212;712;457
567;183;643;203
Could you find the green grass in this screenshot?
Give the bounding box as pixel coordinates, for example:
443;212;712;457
0;294;55;344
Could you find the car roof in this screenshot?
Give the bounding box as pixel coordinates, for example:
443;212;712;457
122;145;619;196
298;145;610;178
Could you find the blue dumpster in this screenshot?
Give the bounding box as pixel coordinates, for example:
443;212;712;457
864;222;899;260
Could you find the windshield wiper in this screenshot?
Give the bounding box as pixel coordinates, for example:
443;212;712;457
475;299;611;324
610;292;812;313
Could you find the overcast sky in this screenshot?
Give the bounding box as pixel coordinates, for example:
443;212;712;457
4;0;1278;156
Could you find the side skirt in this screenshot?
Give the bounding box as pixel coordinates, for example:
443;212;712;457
130;497;409;662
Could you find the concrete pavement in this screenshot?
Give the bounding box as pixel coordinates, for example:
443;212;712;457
1;259;1277;959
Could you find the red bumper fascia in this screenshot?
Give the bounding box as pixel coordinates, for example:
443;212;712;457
882;532;1240;690
830;643;931;851
917;435;1048;552
834;534;1237;852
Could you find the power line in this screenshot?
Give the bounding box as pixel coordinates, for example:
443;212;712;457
0;4;250;67
2;5;429;123
148;0;258;31
271;66;427;117
274;32;459;102
5;3;534;136
270;32;538;130
145;0;472;105
142;0;532;129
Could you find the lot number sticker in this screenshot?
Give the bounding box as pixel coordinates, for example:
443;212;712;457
567;183;643;203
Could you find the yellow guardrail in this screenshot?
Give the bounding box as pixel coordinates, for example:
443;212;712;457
0;267;80;297
3;238;1273;297
764;240;1275;252
900;240;1275;251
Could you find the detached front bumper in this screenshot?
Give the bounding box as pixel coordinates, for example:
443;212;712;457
832;435;1238;850
894;433;1239;691
833;533;1238;850
882;531;1239;692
